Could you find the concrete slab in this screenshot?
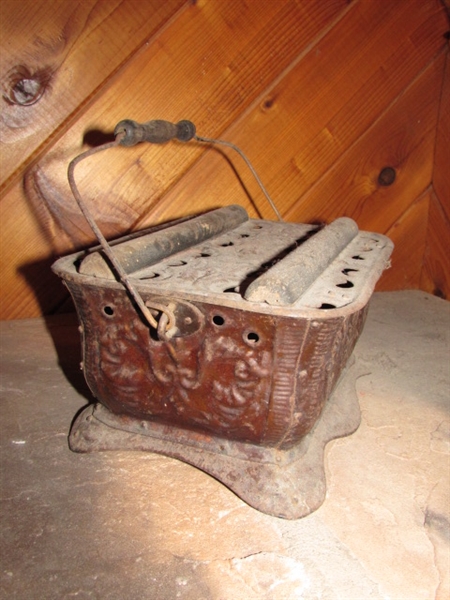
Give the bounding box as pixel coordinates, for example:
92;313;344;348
1;291;449;599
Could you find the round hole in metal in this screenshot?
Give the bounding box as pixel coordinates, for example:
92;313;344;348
246;331;260;344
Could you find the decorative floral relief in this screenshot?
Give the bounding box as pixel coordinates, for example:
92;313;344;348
90;303;273;442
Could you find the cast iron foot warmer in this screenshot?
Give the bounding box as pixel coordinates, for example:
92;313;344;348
52;119;393;519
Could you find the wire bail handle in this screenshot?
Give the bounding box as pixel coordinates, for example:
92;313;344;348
68;119;283;336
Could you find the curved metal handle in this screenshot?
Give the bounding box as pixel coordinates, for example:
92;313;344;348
67;117;283;334
112;118;283;220
67;136;174;335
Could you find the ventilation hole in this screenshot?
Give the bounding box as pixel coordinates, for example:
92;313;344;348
352;255;365;260
342;268;358;275
168;260;187;267
103;306;114;316
319;303;336;309
195;252;211;258
240;234;250;238
336;280;354;288
220;241;234;247
140;272;160;280
246;332;260;343
212;315;225;326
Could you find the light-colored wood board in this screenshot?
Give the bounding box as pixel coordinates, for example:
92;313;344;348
376;190;430;291
433;49;450;222
137;0;448;228
0;0;187;189
420;190;450;298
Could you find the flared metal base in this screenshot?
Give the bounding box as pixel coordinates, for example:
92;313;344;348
69;358;361;519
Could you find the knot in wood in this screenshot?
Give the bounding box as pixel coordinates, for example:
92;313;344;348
377;166;396;187
2;65;51;106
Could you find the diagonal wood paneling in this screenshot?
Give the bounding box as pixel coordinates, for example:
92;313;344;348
25;0;351;245
376;190;430;291
137;0;447;226
420;190;450;298
1;0;351;319
284;54;445;230
0;0;188;190
426;46;450;299
0;0;448;319
432;46;450;221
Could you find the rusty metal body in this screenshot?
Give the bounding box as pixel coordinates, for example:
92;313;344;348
53;205;393;518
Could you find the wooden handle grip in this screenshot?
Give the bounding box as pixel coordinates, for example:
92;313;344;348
114;119;196;146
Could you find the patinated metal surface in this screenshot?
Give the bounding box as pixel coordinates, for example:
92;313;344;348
69;357;362;519
66;283;368;449
53;206;393;517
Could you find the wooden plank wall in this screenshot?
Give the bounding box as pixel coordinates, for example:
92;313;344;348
0;0;449;319
422;49;450;298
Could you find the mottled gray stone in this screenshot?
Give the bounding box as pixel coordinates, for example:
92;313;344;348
1;292;448;599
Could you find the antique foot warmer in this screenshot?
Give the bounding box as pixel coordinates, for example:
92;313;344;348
52;119;393;519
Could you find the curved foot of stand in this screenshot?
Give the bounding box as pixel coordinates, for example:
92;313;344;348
69;360;361;519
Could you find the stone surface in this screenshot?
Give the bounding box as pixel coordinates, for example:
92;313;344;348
1;291;449;599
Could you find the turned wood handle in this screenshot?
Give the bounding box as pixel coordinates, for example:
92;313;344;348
114;119;196;146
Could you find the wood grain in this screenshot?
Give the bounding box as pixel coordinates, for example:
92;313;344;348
376;191;430;291
420;190;450;298
25;0;350;246
0;0;187;189
284;54;444;232
1;0;350;319
0;0;448;319
139;0;448;227
0;184;69;318
433;50;450;222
